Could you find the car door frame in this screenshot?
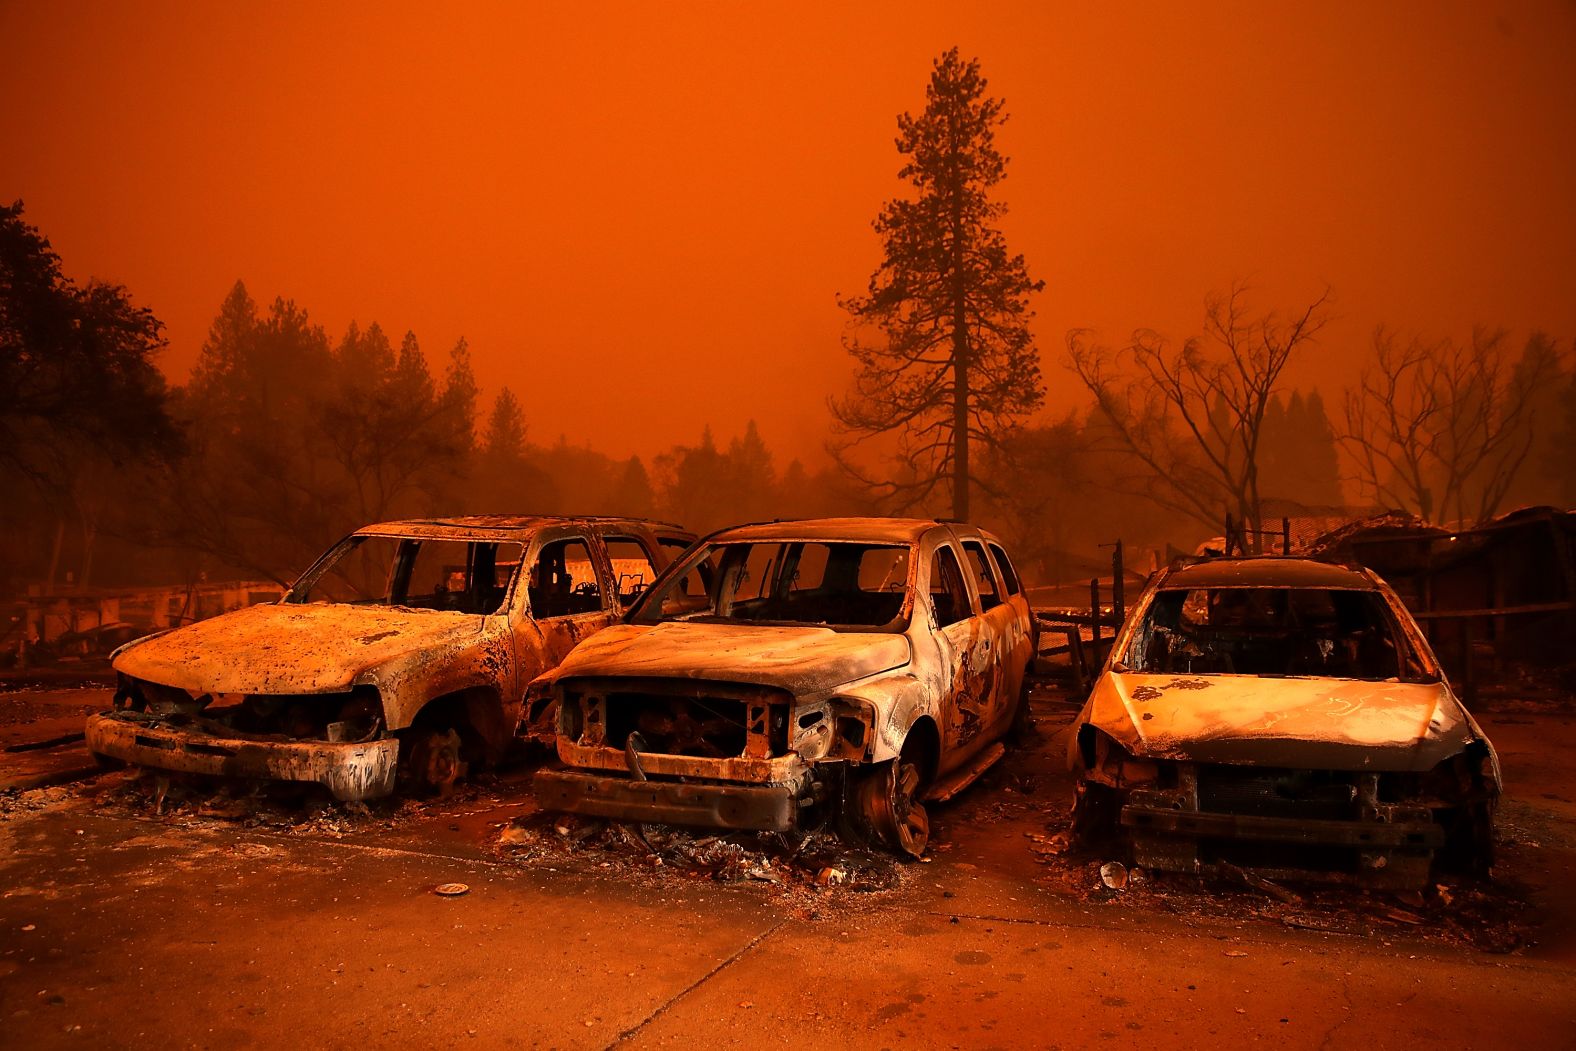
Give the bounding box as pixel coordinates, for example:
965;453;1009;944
958;533;1029;738
511;525;619;678
593;527;668;616
922;531;999;771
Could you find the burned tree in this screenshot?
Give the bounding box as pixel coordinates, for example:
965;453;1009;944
832;48;1044;521
1067;285;1330;549
1340;327;1558;526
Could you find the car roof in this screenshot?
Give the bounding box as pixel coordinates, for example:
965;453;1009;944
1159;557;1378;591
355;515;689;542
707;517;999;545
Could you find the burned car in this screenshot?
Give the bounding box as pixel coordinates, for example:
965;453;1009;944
1070;557;1500;888
531;518;1035;857
85;516;695;801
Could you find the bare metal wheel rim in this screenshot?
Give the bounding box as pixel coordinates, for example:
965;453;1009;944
410;728;463;795
861;760;929;858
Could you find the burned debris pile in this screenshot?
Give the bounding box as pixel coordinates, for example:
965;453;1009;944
1026;802;1538;954
494;810;905;896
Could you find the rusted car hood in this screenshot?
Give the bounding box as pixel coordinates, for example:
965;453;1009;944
1081;671;1480;771
553;622;910;694
113;603;485;696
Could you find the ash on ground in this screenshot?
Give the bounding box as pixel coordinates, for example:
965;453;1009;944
1023;807;1541;955
495;810;906;901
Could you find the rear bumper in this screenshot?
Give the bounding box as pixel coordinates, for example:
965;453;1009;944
534;767;801;832
85;711;399;802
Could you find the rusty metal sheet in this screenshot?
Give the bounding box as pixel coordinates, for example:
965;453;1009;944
534;767;800;831
354;514;685;542
557;737;809;784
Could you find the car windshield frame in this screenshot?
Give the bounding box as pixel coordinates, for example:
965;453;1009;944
285;532;522;616
1115;582;1441;684
627;537;916;633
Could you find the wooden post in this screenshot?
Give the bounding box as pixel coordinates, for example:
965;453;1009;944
1090;578;1101;645
1282;517;1291;555
1113;539;1125;626
1090;577;1102;681
1461;616;1477;706
1224;513;1235;556
1066;627;1086;695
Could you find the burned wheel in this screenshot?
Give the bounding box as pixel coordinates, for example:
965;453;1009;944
1439;798;1496;876
401;727;466;797
1006;678;1035;744
854;757;930;858
1070;782;1125;852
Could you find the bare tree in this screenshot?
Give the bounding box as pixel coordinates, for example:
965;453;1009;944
1340;326;1556;525
1067;284;1331;549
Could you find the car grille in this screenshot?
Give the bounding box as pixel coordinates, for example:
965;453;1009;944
599;689;789;759
1196;765;1359;821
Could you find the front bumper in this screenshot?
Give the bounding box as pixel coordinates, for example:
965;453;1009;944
1118;786;1444;888
1122;805;1444;849
534;767;802;832
85;711;399;802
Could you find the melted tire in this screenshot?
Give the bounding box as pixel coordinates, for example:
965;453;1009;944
401;726;467;798
1006;678;1035;745
1070;781;1126;854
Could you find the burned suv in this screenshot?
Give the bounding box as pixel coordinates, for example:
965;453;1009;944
1070;557;1500;888
531;518;1035;856
86;516;694;801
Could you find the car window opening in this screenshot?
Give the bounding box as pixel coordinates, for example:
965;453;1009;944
632;541;911;631
530;538;605;618
289;536;521;615
929;546;972;627
1123;586;1429;680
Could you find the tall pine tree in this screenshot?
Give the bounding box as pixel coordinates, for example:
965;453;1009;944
832;48;1044;520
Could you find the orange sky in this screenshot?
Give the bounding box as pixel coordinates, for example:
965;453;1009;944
3;2;1573;466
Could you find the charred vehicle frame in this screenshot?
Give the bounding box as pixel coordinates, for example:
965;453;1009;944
1070;556;1500;888
85;516;695;800
532;518;1037;856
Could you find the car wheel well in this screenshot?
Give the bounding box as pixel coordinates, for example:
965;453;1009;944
410;686;506;768
1076;723;1102;769
900;716;941;790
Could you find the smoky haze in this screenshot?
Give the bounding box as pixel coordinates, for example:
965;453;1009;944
2;2;1574;590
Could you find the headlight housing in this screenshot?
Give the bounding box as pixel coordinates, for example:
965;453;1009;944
789;703;833;760
1077;725;1161;788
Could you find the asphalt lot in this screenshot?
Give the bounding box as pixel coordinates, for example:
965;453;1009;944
1;685;1573;1049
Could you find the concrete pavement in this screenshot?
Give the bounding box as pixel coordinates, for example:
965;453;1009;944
0;689;1572;1049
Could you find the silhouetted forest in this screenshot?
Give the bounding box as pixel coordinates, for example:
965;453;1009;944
3;200;1573;596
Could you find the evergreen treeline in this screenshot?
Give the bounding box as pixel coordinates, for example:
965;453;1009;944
96;280;878;588
4;199;1573;595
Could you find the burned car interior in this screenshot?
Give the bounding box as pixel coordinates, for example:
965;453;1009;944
528;537;605;617
291;535;523;616
1125;585;1431;681
634;540;911;631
